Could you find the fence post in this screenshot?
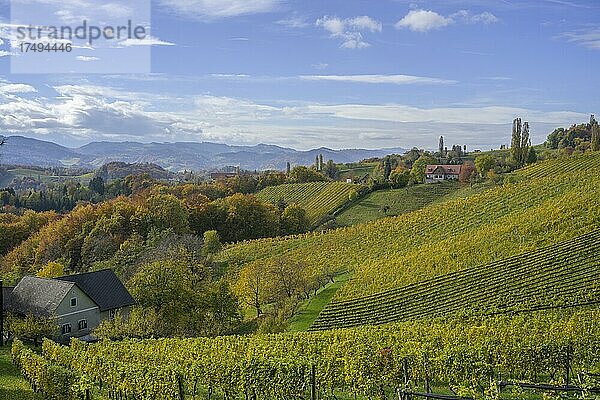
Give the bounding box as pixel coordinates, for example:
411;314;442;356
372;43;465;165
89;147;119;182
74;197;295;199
424;354;430;393
311;364;317;400
565;344;573;386
178;375;185;400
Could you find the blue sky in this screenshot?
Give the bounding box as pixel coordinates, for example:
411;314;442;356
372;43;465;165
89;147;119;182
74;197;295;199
0;0;598;150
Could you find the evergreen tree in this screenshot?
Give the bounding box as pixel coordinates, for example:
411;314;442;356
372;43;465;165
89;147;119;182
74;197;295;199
286;162;291;175
438;136;444;156
319;154;324;171
383;158;392;181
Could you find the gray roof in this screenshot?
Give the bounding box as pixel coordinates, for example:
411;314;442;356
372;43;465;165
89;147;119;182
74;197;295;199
10;277;75;317
57;269;135;312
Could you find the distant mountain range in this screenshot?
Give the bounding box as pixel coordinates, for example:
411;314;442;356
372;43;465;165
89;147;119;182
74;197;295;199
0;136;406;171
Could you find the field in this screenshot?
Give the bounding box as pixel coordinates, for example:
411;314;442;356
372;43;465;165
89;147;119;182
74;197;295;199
20;309;600;400
0;167;94;187
335;181;459;226
311;230;600;330
221;152;600;302
337;162;377;181
256;182;359;225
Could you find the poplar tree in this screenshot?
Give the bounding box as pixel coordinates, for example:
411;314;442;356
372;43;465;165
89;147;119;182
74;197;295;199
592;120;600;152
511;118;531;167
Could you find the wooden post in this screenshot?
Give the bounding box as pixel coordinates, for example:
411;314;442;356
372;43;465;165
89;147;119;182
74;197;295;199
424;354;430;393
311;364;317;400
178;375;185;400
565;344;573;386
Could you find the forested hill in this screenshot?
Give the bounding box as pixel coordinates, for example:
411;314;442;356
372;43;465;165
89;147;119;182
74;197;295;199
0;135;406;171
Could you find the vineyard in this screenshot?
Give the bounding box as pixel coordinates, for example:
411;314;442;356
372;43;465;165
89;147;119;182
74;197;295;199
336;181;459;226
221;153;600;301
256;182;359;225
310;230;600;330
14;310;600;400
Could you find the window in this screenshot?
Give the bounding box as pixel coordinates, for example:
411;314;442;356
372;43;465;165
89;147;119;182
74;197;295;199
78;319;88;331
108;309;117;320
70;297;77;307
61;324;72;335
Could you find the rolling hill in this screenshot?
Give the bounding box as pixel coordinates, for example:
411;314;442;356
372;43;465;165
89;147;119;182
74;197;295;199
0;136;406;171
221;152;600;305
256;182;359;225
335;181;460;226
310;229;600;330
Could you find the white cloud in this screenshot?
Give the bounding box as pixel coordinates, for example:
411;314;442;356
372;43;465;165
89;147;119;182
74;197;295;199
76;55;100;62
311;63;329;70
119;36;175;46
0;83;37;94
560;28;600;49
316;15;382;49
452;10;499;25
395;10;452;32
276;15;309;29
395;9;499;32
159;0;280;20
0;79;588;150
300;74;457;85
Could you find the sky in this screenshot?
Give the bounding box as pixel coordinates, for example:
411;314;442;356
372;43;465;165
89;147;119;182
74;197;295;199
0;0;599;151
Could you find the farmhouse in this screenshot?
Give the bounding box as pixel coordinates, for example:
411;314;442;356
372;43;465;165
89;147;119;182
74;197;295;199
5;269;135;340
425;165;462;183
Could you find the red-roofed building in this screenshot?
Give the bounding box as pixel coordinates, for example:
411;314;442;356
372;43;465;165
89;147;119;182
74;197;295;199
425;165;462;183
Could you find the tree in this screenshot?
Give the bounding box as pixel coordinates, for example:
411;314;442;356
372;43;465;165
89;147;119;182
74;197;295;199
527;146;538;164
383;158;392;181
235;263;271;317
459;161;476;183
475;155;496;177
280;204;310;235
36;261;65;278
288;166;327;183
323;160;339;179
389;166;410;188
202;281;242;336
88;176;105;196
592;120;600;152
128;258;210;335
319;154;324;171
511;118;531;167
410;154;436;184
202;230;222;256
133;193;190;237
219;193;280;242
6;314;58;346
286;162;291;175
438;136;444;156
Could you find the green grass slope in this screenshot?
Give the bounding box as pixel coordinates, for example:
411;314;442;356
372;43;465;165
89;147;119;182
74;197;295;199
311;230;600;330
221;153;600;304
256;182;358;224
0;347;41;400
288;272;350;332
336;181;459;226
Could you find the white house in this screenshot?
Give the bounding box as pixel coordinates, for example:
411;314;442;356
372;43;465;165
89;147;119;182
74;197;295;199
425;165;462;183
